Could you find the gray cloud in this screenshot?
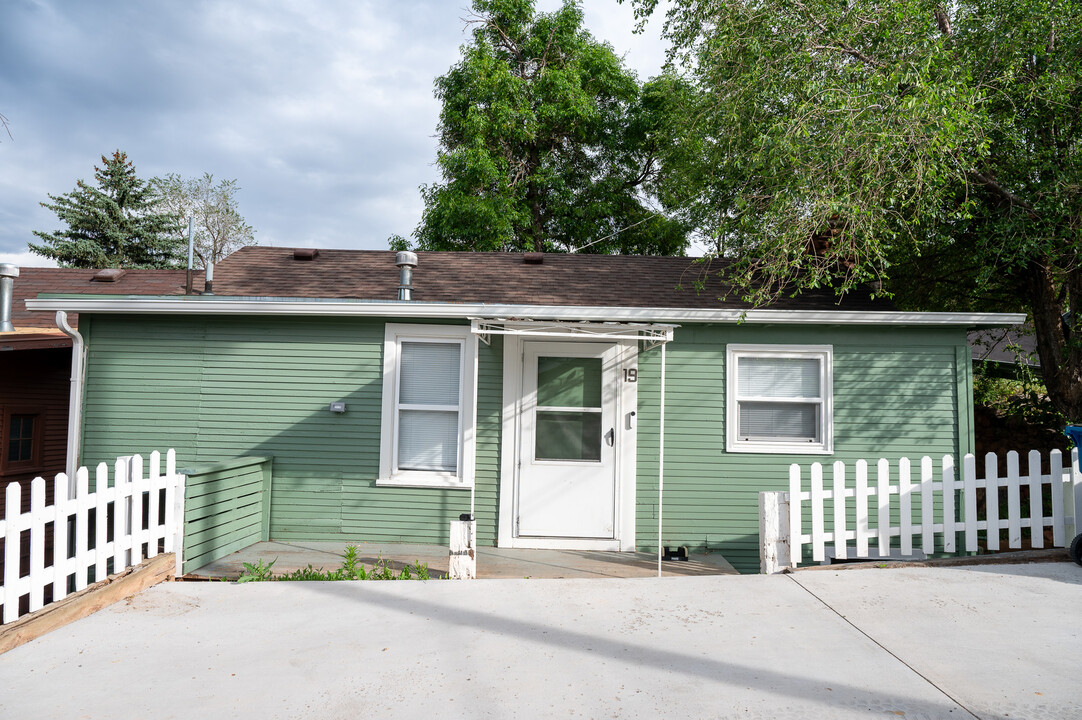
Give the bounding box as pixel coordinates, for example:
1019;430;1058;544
0;0;667;265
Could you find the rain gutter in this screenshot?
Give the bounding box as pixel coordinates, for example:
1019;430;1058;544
25;296;1028;329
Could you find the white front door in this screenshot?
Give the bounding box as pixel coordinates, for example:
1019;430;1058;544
516;341;619;539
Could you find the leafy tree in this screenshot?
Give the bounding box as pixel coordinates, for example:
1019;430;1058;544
30;151;184;268
152;173;256;267
631;0;1082;419
416;0;687;255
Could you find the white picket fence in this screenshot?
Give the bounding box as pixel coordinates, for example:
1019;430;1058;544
759;449;1082;573
1;450;185;624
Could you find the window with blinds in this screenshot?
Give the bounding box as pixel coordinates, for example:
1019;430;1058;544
378;324;477;489
726;345;833;454
397;341;461;472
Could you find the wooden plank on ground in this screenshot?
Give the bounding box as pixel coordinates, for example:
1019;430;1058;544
0;552;175;656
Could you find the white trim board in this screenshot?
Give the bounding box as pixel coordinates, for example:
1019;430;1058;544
26;296;1026;328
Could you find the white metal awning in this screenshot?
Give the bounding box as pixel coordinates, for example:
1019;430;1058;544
470;318;676;350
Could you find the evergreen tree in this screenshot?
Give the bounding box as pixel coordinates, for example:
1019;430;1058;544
30;151;184;268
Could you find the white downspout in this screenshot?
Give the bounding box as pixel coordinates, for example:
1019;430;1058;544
657;342;666;578
56;311;85;490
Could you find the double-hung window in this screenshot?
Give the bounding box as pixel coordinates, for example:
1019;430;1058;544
378;324;476;488
726;344;833;454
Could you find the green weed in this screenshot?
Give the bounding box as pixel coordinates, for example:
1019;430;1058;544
236;546;432;582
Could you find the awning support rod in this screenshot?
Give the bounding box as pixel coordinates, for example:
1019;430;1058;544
657;341;667;578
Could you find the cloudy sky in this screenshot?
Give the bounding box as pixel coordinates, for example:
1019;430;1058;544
0;0;671;267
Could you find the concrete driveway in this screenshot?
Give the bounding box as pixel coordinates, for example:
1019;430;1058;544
1;561;1080;719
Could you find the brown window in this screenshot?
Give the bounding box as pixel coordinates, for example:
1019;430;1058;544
1;409;44;474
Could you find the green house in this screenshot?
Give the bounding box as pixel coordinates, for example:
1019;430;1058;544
26;248;1024;573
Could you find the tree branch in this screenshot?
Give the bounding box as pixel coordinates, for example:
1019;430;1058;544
792;0;885;69
968;170;1039;217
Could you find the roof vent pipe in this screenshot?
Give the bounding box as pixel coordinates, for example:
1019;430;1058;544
396;251;418;301
0;263;18;332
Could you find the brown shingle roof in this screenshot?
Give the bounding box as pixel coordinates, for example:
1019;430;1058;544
10;268;199;329
12;249;889;320
209;247;888;311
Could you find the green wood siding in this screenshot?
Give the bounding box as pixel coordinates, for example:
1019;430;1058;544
80;315;502;548
181;456;273;574
634;324;972;573
80;315;970;573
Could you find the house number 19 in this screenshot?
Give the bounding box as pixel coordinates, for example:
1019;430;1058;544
623;368;638;383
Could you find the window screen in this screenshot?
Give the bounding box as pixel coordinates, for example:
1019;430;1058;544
397;341;461;473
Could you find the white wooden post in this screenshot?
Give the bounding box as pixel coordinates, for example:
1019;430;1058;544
920;456;934;555
93;463;109;583
831;461;847;561
758;491;791;574
942;455;957;552
172;459;186;578
130;455;145;566
28;478;47;613
855;460;869;557
1028;449;1043;548
74;466;90;591
876;458;890;557
3;482;21;624
899;457;913;556
985;453;1000;551
1006;451;1022;547
1050;449;1065;547
147;451;161;559
963;454;979;552
1072;448;1082;540
788;464;802;566
113;457;130;573
810;463;825;562
52;473;70;602
448;520;476;580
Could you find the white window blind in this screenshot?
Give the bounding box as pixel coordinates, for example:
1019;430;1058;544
400;342;460;405
738;357;820;398
398;341;461;472
738;401;817;441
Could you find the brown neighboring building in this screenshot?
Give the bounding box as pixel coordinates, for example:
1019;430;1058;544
1;266;196;515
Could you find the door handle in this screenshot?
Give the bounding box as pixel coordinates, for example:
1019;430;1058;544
605;428;615;447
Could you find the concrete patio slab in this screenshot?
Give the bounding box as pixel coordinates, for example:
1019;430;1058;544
187;540;739;579
792;562;1082;719
2;561;1079;719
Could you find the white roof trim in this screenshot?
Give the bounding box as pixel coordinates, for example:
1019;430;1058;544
24;296;1027;328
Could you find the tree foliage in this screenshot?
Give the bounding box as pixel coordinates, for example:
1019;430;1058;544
152;173;256;267
632;0;1082;419
416;0;687;255
30;151;184;268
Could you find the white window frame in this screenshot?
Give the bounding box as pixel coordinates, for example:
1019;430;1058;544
378;323;477;489
726;344;833;455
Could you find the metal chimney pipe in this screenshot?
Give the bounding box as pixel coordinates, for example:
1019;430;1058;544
0;263;19;332
396;251;418;301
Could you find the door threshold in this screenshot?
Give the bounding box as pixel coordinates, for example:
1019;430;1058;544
503;537;625;551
